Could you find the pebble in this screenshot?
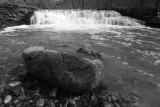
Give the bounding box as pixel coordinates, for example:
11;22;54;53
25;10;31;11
50;102;56;107
59;103;62;107
68;98;76;105
4;95;12;104
73;97;79;101
91;95;97;100
0;83;6;89
103;101;111;107
122;62;128;66
8;81;21;87
154;60;160;65
117;57;121;60
36;98;45;107
13;99;19;104
49;88;57;98
63;101;68;107
111;96;117;101
18;95;26;100
82;98;88;106
134;100;140;106
114;103;120;107
106;96;111;102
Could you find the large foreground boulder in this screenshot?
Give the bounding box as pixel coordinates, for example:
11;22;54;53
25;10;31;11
23;46;105;93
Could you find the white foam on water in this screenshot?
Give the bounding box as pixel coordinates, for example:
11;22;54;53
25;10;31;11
0;25;29;33
0;10;145;33
90;34;106;40
30;10;144;30
137;70;154;77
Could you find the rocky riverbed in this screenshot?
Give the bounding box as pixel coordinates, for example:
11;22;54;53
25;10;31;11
0;64;137;107
0;47;138;107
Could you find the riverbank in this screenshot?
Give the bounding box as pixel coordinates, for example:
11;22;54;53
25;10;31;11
0;3;37;30
113;8;160;28
0;64;137;107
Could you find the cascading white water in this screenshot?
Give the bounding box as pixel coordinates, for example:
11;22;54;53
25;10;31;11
30;10;143;27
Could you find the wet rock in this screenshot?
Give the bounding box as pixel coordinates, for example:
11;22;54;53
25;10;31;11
18;95;26;100
63;101;68;107
7;81;22;96
113;103;121;107
13;99;19;104
23;46;105;93
0;83;6;89
134;100;140;106
77;47;103;61
50;102;56;107
8;81;21;87
90;94;98;105
122;62;128;66
68;98;76;105
49;88;57;98
105;95;111;102
154;60;160;65
59;104;62;107
73;97;79;101
111;96;117;102
81;97;88;106
36;98;45;107
4;95;12;104
103;101;111;107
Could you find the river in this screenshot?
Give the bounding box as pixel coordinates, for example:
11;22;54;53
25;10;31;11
0;10;160;107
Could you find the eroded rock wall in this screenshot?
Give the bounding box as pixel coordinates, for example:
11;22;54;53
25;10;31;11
0;3;37;29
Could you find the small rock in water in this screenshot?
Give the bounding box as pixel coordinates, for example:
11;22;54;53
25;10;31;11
8;81;21;87
7;81;22;96
73;97;79;101
114;103;121;107
134;100;140;106
68;98;76;105
59;104;62;107
90;95;97;105
117;57;121;60
49;88;57;98
154;60;160;65
18;95;26;100
0;82;6;89
36;98;45;107
50;102;56;107
103;101;111;107
111;96;117;102
122;62;128;66
13;99;19;104
63;101;68;107
4;95;12;104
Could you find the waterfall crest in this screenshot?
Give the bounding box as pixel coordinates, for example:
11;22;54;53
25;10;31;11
30;10;143;27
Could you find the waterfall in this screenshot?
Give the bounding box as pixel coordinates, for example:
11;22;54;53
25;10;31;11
30;10;143;27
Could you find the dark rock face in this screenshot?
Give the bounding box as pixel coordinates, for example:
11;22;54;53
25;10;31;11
0;3;37;29
23;46;105;93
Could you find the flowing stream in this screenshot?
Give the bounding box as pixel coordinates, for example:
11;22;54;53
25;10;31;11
0;10;160;107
